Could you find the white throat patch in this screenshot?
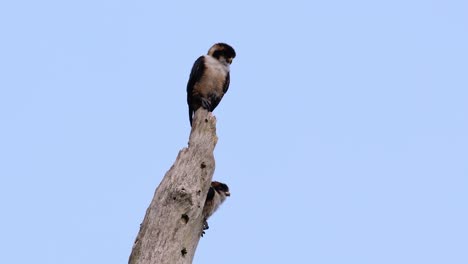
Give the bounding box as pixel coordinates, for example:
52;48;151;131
204;55;230;73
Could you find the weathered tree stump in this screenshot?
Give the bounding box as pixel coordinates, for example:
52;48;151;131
129;109;218;264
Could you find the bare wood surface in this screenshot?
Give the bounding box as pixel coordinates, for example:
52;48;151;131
129;109;218;264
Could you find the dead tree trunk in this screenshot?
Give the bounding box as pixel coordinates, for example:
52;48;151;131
129;109;218;264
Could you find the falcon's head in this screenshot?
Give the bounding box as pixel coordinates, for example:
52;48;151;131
211;181;230;198
207;43;236;64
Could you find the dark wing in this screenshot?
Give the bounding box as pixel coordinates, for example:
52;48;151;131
206;186;215;201
186;56;205;126
223;71;230;93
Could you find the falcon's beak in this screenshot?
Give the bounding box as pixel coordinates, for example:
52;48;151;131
225;191;231;197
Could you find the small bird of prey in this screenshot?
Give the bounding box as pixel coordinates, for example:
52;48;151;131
186;43;236;126
201;181;230;236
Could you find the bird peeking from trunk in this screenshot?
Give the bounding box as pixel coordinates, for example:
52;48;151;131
201;181;230;236
186;43;236;126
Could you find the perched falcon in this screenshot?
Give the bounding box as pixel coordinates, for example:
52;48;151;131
201;181;230;236
186;43;236;126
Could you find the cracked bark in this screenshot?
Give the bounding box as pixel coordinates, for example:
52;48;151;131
129;109;218;264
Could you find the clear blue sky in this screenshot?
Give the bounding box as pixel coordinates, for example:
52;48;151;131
1;1;467;263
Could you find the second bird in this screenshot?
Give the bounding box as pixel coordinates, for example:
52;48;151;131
186;43;236;126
